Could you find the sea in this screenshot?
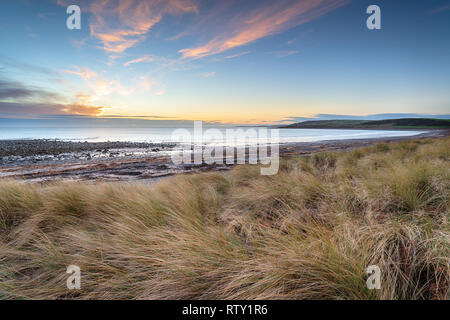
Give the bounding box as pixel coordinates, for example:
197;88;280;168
0;126;426;146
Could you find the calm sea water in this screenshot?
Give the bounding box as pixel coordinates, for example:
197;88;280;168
0;127;425;146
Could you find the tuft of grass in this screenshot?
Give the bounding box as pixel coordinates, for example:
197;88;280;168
312;151;337;170
0;181;42;231
0;137;448;299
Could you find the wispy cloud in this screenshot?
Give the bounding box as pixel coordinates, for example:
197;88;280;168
0;79;60;101
0;54;56;76
59;0;198;54
0;76;106;117
286;27;314;46
138;76;155;91
123;54;191;72
63;67;97;81
428;3;450;15
0;101;105;117
124;55;155;67
63;66;133;100
287;39;296;45
179;0;350;58
225;51;251;59
71;37;89;49
61;103;106;116
272;50;299;58
64;66;161;105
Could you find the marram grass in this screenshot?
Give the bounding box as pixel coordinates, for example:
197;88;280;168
0;137;449;299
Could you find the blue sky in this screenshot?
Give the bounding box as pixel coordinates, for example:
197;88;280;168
0;0;449;124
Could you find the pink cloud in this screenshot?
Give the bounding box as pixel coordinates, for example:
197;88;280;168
59;0;198;53
124;55;156;67
179;0;350;58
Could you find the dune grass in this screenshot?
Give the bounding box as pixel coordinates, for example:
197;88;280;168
0;137;449;300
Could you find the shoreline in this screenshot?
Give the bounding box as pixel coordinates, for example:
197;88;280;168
278;129;448;155
0;129;448;182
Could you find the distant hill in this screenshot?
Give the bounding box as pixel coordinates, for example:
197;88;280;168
280;118;450;129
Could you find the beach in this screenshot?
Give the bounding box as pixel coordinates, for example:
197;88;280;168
0;129;447;182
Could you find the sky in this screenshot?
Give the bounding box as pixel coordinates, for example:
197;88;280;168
0;0;449;125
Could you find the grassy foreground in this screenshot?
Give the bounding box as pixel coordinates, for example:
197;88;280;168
0;138;449;300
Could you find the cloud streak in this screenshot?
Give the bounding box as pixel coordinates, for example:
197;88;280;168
0;79;60;101
428;4;450;15
123;55;155;67
179;0;350;58
272;50;299;58
0;101;105;117
225;51;251;59
63;66;133;100
0;77;106;117
59;0;198;53
0;54;57;76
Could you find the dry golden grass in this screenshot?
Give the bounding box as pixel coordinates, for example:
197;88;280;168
0;137;449;299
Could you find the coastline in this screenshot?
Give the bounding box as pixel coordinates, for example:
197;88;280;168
0;129;448;182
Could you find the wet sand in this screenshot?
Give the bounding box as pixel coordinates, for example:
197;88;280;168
0;130;447;183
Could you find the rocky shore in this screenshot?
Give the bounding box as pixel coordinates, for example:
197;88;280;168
0;139;175;157
0;139;229;182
